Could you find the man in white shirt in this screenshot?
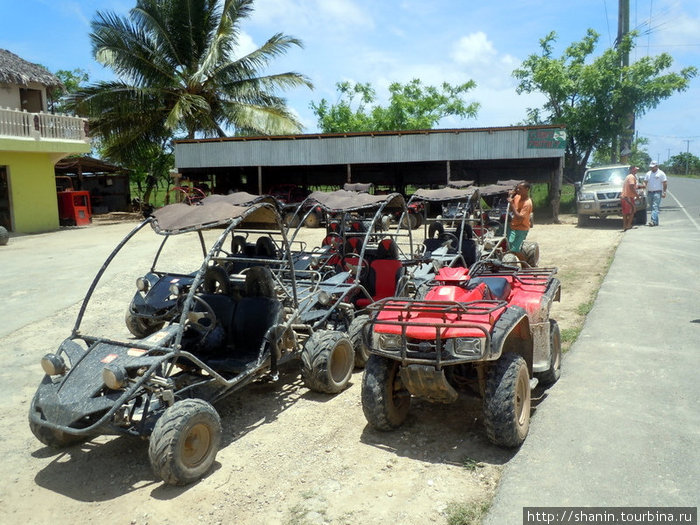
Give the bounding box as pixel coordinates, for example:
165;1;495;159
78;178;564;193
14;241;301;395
644;161;668;227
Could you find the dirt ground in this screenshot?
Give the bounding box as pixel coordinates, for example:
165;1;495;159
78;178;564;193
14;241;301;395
0;213;623;525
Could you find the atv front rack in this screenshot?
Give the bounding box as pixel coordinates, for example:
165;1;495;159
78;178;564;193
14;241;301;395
366;297;507;368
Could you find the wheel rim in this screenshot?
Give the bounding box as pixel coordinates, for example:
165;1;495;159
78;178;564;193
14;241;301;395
330;342;352;382
515;368;531;429
390;363;410;411
181;423;212;468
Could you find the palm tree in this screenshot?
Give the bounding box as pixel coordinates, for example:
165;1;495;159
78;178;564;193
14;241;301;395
70;0;312;163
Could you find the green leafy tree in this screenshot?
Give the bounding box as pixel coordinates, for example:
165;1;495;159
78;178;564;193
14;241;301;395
513;29;696;182
592;136;651;169
68;0;312;202
311;79;479;133
667;152;700;175
47;69;90;114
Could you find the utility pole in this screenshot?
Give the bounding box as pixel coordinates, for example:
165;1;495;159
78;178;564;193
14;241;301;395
617;0;634;163
683;139;692;175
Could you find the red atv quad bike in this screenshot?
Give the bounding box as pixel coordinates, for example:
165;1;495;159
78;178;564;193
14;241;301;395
360;258;561;447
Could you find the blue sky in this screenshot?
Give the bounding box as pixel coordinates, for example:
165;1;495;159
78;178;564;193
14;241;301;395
2;0;698;163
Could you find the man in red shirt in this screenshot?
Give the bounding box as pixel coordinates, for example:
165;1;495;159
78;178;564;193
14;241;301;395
621;166;639;231
506;182;533;259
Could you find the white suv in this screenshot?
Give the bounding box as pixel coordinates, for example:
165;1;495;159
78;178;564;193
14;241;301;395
575;165;646;226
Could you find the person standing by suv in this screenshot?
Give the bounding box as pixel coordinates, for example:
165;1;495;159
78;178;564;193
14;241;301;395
644;161;668;227
506;182;533;259
621;166;640;231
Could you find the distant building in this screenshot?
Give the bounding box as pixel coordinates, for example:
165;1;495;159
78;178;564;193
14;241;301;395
0;49;90;233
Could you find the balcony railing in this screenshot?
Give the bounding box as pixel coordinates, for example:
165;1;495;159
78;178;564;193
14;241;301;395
0;107;89;143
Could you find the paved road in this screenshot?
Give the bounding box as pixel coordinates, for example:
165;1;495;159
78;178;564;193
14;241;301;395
0;221;151;338
485;177;700;523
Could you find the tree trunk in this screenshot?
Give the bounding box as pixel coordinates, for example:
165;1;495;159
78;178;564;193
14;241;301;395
549;160;563;224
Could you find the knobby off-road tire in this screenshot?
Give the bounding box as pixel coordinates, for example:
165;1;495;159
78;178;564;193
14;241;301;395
348;315;371;368
0;226;8;246
301;331;354;394
521;241;539;267
29;419;86;448
361;355;411;431
125;309;164;338
283;211;300;228
483;353;531;447
148;399;222;486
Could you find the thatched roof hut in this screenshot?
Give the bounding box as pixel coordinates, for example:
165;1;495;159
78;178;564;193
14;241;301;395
0;49;62;87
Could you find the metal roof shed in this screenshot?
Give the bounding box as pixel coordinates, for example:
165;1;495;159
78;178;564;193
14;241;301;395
174;126;566;210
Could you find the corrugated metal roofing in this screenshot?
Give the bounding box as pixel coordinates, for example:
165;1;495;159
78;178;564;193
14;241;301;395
174;126;566;169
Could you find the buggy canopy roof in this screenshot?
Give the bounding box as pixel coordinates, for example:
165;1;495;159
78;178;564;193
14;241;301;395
496;179;526;188
446;179;474;188
474;184;512;196
201;192;278;208
343;182;374;193
411;187;477;202
150;201;279;234
308;189;405;213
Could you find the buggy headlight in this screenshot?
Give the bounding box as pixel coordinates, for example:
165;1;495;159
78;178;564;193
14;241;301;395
103;364;127;390
316;290;331;306
445;337;483;357
136;277;150;292
41;353;66;376
373;332;402;349
169;282;181;296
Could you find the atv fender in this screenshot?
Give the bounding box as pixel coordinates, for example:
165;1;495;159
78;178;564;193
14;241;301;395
489;306;533;375
399;364;458;404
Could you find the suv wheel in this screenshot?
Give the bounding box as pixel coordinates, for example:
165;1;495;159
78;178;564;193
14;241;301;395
361;355;411;430
483;353;530;447
301;331;354;394
149;399;221;486
577;214;589;227
634;208;647;225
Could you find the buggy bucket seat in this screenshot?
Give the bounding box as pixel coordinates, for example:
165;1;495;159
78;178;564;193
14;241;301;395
356;238;403;308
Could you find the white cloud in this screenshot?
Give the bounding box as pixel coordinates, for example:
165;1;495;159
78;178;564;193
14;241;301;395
234;31;259;59
451;32;497;66
250;0;371;33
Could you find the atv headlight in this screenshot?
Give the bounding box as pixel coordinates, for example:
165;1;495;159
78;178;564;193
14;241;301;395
136;277;150;292
103;364;127;390
41;353;66;376
373;332;402;349
445;337;484;357
169;282;181;296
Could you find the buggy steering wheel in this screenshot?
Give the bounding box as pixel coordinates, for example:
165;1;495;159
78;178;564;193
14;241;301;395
441;233;460;251
341;254;369;281
185;295;218;340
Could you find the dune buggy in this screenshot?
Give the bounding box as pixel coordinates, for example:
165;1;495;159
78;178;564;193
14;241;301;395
124;191;279;338
360;258;561;447
29;199;361;486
